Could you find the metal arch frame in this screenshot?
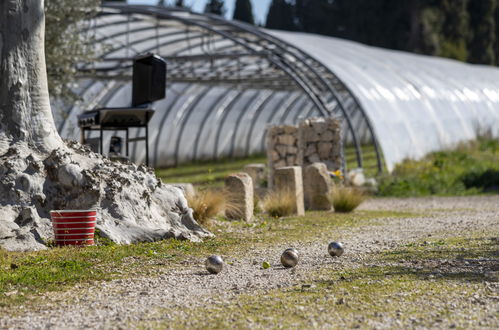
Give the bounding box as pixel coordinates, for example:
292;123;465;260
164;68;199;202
84;3;384;172
101;4;331;120
200;12;384;172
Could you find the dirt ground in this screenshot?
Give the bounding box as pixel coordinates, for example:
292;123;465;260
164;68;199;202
1;196;498;329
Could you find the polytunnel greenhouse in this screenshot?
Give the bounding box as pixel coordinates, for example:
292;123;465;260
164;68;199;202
56;3;499;173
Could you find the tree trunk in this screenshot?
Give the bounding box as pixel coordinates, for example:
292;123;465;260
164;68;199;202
0;0;62;154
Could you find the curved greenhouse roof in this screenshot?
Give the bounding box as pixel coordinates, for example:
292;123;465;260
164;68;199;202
56;3;499;172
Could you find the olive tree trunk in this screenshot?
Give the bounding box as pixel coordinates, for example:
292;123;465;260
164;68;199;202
0;0;62;154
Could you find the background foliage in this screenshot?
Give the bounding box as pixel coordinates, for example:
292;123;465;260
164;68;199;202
45;0;100;103
378;138;499;196
266;0;499;65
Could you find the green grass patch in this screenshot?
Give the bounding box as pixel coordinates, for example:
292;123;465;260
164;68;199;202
378;138;499;196
155;155;266;188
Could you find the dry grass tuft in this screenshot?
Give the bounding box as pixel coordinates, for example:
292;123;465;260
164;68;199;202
329;186;366;213
186;189;228;225
262;189;297;217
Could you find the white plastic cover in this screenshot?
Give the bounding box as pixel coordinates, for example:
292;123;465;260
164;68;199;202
269;31;499;171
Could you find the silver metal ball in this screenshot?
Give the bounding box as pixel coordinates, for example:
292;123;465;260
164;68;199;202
328;242;344;257
205;255;224;274
281;250;299;268
284;247;299;256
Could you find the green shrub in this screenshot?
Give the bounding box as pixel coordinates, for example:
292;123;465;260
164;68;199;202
378;138;499;196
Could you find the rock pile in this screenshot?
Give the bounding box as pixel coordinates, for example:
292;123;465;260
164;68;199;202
0;141;211;251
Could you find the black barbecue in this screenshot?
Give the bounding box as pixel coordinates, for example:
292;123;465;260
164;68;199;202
78;54;167;166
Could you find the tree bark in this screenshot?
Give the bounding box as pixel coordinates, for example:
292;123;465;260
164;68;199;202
0;0;62;154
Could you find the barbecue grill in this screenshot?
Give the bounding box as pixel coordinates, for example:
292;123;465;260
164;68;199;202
78;54;166;166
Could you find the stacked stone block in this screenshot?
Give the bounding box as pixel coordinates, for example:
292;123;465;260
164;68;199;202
224;173;254;222
303;163;332;211
266;117;343;187
298;117;343;170
266;125;299;188
274;166;305;216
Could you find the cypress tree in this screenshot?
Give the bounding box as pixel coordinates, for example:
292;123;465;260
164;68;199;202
439;0;469;61
265;0;296;30
468;0;496;65
233;0;254;24
204;0;226;16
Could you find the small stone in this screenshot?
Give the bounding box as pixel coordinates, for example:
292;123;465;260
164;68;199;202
307;154;321;163
57;164;85;188
305;144;317;156
278;134;296;146
275;145;288;157
317;142;333;159
320;130;334;141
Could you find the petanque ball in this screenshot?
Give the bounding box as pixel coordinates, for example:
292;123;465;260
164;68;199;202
281;249;299;268
328;242;344;257
284;247;299;256
205;255;224;274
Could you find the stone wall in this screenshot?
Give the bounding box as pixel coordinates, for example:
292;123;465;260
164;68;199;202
266;117;343;187
266;125;299;188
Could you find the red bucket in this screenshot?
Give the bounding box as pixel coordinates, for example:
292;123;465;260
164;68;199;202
50;210;97;246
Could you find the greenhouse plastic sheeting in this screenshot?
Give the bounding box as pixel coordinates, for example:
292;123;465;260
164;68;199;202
270;31;499;171
56;7;499;172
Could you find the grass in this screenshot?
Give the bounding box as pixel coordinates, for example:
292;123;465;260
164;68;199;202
155;154;266;188
186;189;228;225
146;234;498;329
378;138;499;196
261;189;297;217
0;209;414;308
329;186;367;212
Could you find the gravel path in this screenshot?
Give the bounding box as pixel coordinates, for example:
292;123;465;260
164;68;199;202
1;196;498;329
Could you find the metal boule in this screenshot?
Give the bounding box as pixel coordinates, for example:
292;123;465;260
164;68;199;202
284;247;299;256
281;249;299;268
205;255;224;274
328;241;344;257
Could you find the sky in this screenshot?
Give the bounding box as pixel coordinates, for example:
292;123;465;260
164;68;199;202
128;0;272;25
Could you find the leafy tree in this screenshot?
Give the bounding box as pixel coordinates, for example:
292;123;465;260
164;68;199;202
265;0;296;30
467;0;496;64
233;0;254;24
204;0;226;16
45;0;100;103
